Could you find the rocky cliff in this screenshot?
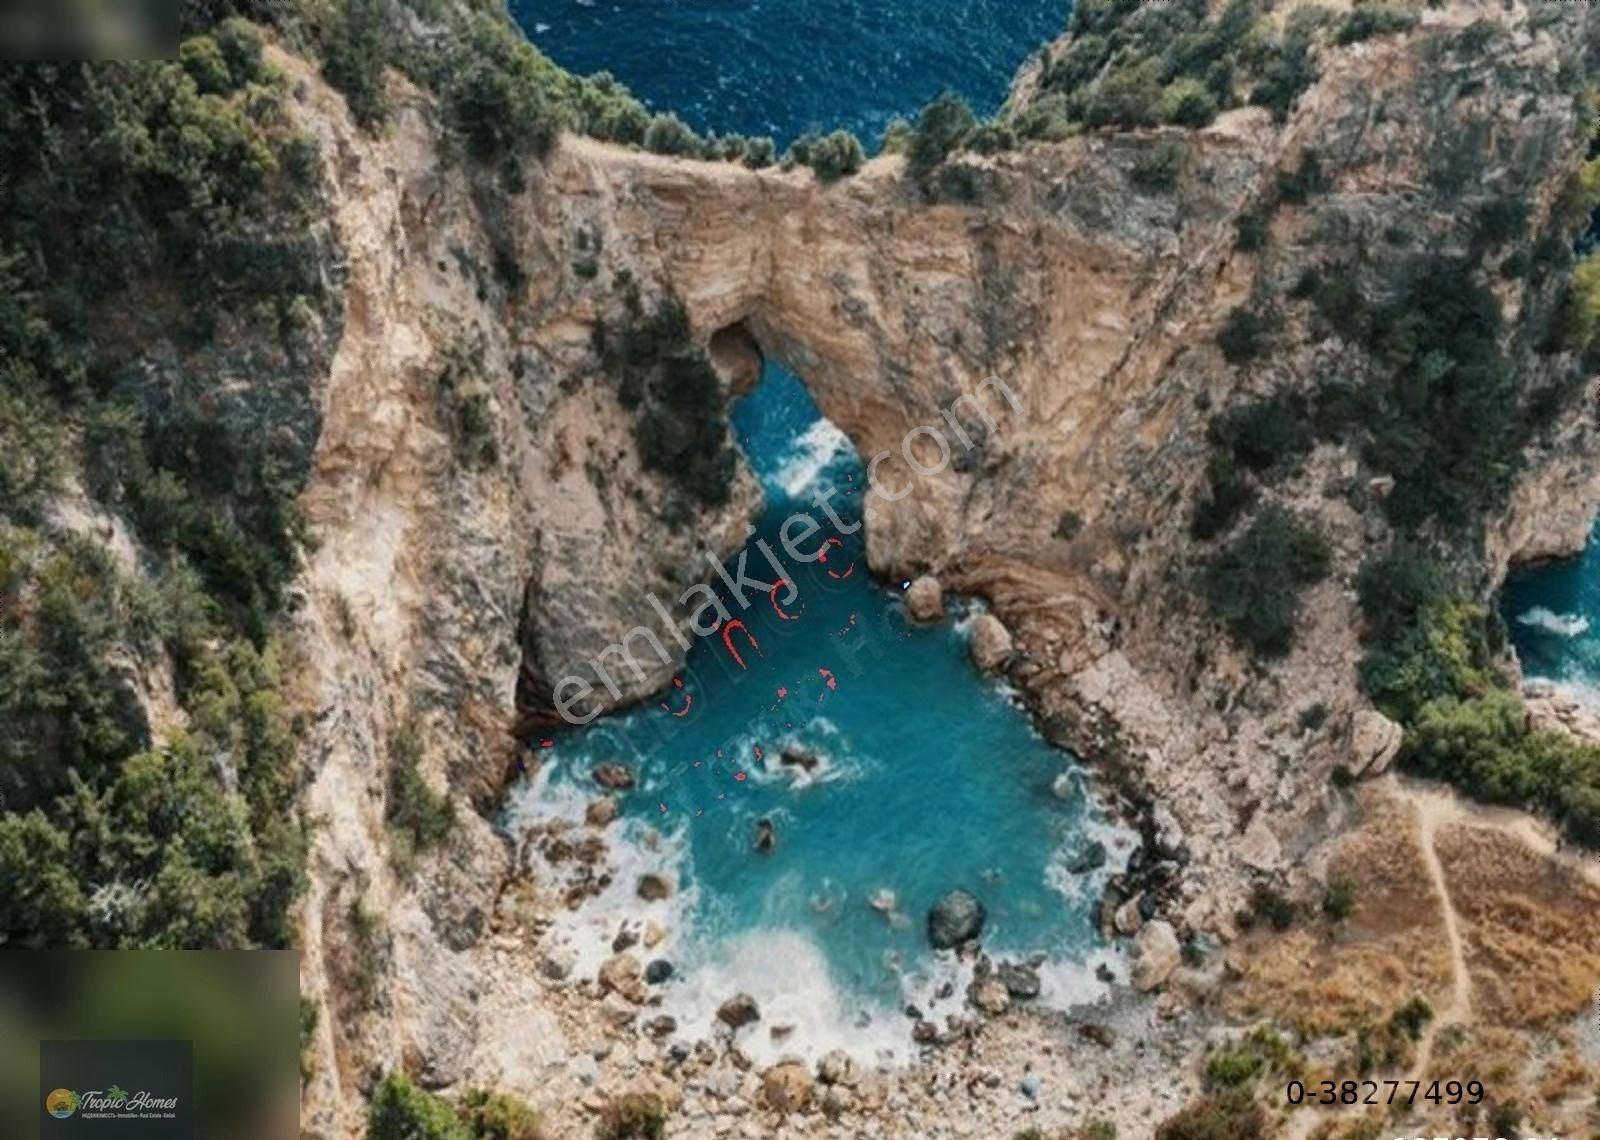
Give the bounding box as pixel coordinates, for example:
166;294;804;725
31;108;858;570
257;2;1600;1134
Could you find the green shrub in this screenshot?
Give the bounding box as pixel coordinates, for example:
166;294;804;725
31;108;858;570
1234;209;1270;251
1322;875;1357;920
966;122;1017;155
1299;702;1330;733
1336;2;1418;45
1161;77;1219;127
1207;392;1314;474
1275;150;1329;204
1155;1091;1267;1140
442;14;564;163
742;136;776;168
368;1073;470;1140
1216;305;1275;365
1204;1046;1264;1089
1055;511;1085;541
1249;884;1298;930
907;92;977;181
789;130;865;182
387;725;456;868
1189;453;1257;541
460;1089;543;1140
1250;9;1324;123
595;295;738;507
321;0;394;128
643;113;696;156
1388;995;1433;1040
1203;507;1331;657
596;1092;667;1140
1131;141;1188;191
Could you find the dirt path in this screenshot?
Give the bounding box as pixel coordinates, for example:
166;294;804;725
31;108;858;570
1279;775;1588;1140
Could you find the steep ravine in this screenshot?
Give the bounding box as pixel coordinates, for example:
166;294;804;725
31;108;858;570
281;4;1600;1135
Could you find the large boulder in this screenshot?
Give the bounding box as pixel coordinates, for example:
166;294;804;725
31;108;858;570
968;614;1014;672
717;993;761;1029
1351;709;1403;776
1065;840;1107;874
1132;921;1181;992
816;1049;861;1087
906;576;944;621
927;888;987;949
968;978;1010;1016
760;1061;813;1113
598;953;647;1004
995;961;1041;1000
636;873;673;901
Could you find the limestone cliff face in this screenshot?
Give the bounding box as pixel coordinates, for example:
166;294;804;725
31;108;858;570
281;1;1599;1132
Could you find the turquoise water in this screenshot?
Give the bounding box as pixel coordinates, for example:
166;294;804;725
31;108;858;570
504;1;1117;1060
1501;521;1600;694
511;0;1066;147
508;369;1120;1060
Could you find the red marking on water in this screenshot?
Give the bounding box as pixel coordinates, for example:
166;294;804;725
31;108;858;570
817;536;843;563
818;667;838;691
734;771;748;782
827;560;855;580
776;686;789;700
770;582;801;621
539;739;554;749
721;619;762;670
659;675;694;716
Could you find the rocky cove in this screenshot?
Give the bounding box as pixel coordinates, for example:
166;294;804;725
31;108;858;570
89;1;1596;1137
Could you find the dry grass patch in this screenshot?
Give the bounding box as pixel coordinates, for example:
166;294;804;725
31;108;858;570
1434;825;1600;1029
1225;792;1452;1037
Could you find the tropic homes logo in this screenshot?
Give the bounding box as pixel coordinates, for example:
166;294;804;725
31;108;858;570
46;1083;180;1119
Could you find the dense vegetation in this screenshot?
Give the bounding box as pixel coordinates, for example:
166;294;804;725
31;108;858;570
593;292;739;510
1355;544;1600;844
1200;506;1332;657
302;0;782;172
0;14;326;947
1011;0;1407;142
367;1074;544;1140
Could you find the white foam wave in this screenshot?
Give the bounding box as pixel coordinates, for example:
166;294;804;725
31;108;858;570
1516;606;1592;639
774;419;853;498
661;928;911;1067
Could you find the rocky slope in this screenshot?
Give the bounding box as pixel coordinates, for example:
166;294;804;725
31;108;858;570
276;1;1600;1135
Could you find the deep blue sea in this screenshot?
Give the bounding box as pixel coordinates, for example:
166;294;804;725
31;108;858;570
1500;521;1600;699
512;0;1067;147
505;1;1120;1063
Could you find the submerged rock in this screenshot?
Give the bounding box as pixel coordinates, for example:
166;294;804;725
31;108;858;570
1065;840;1107;874
927;888;987;949
585;797;618;827
717;993;761;1029
593;763;635;790
754;818;777;854
869;888;896;915
779;745;821;773
637;872;673;901
644;959;674;985
906;575;944;621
